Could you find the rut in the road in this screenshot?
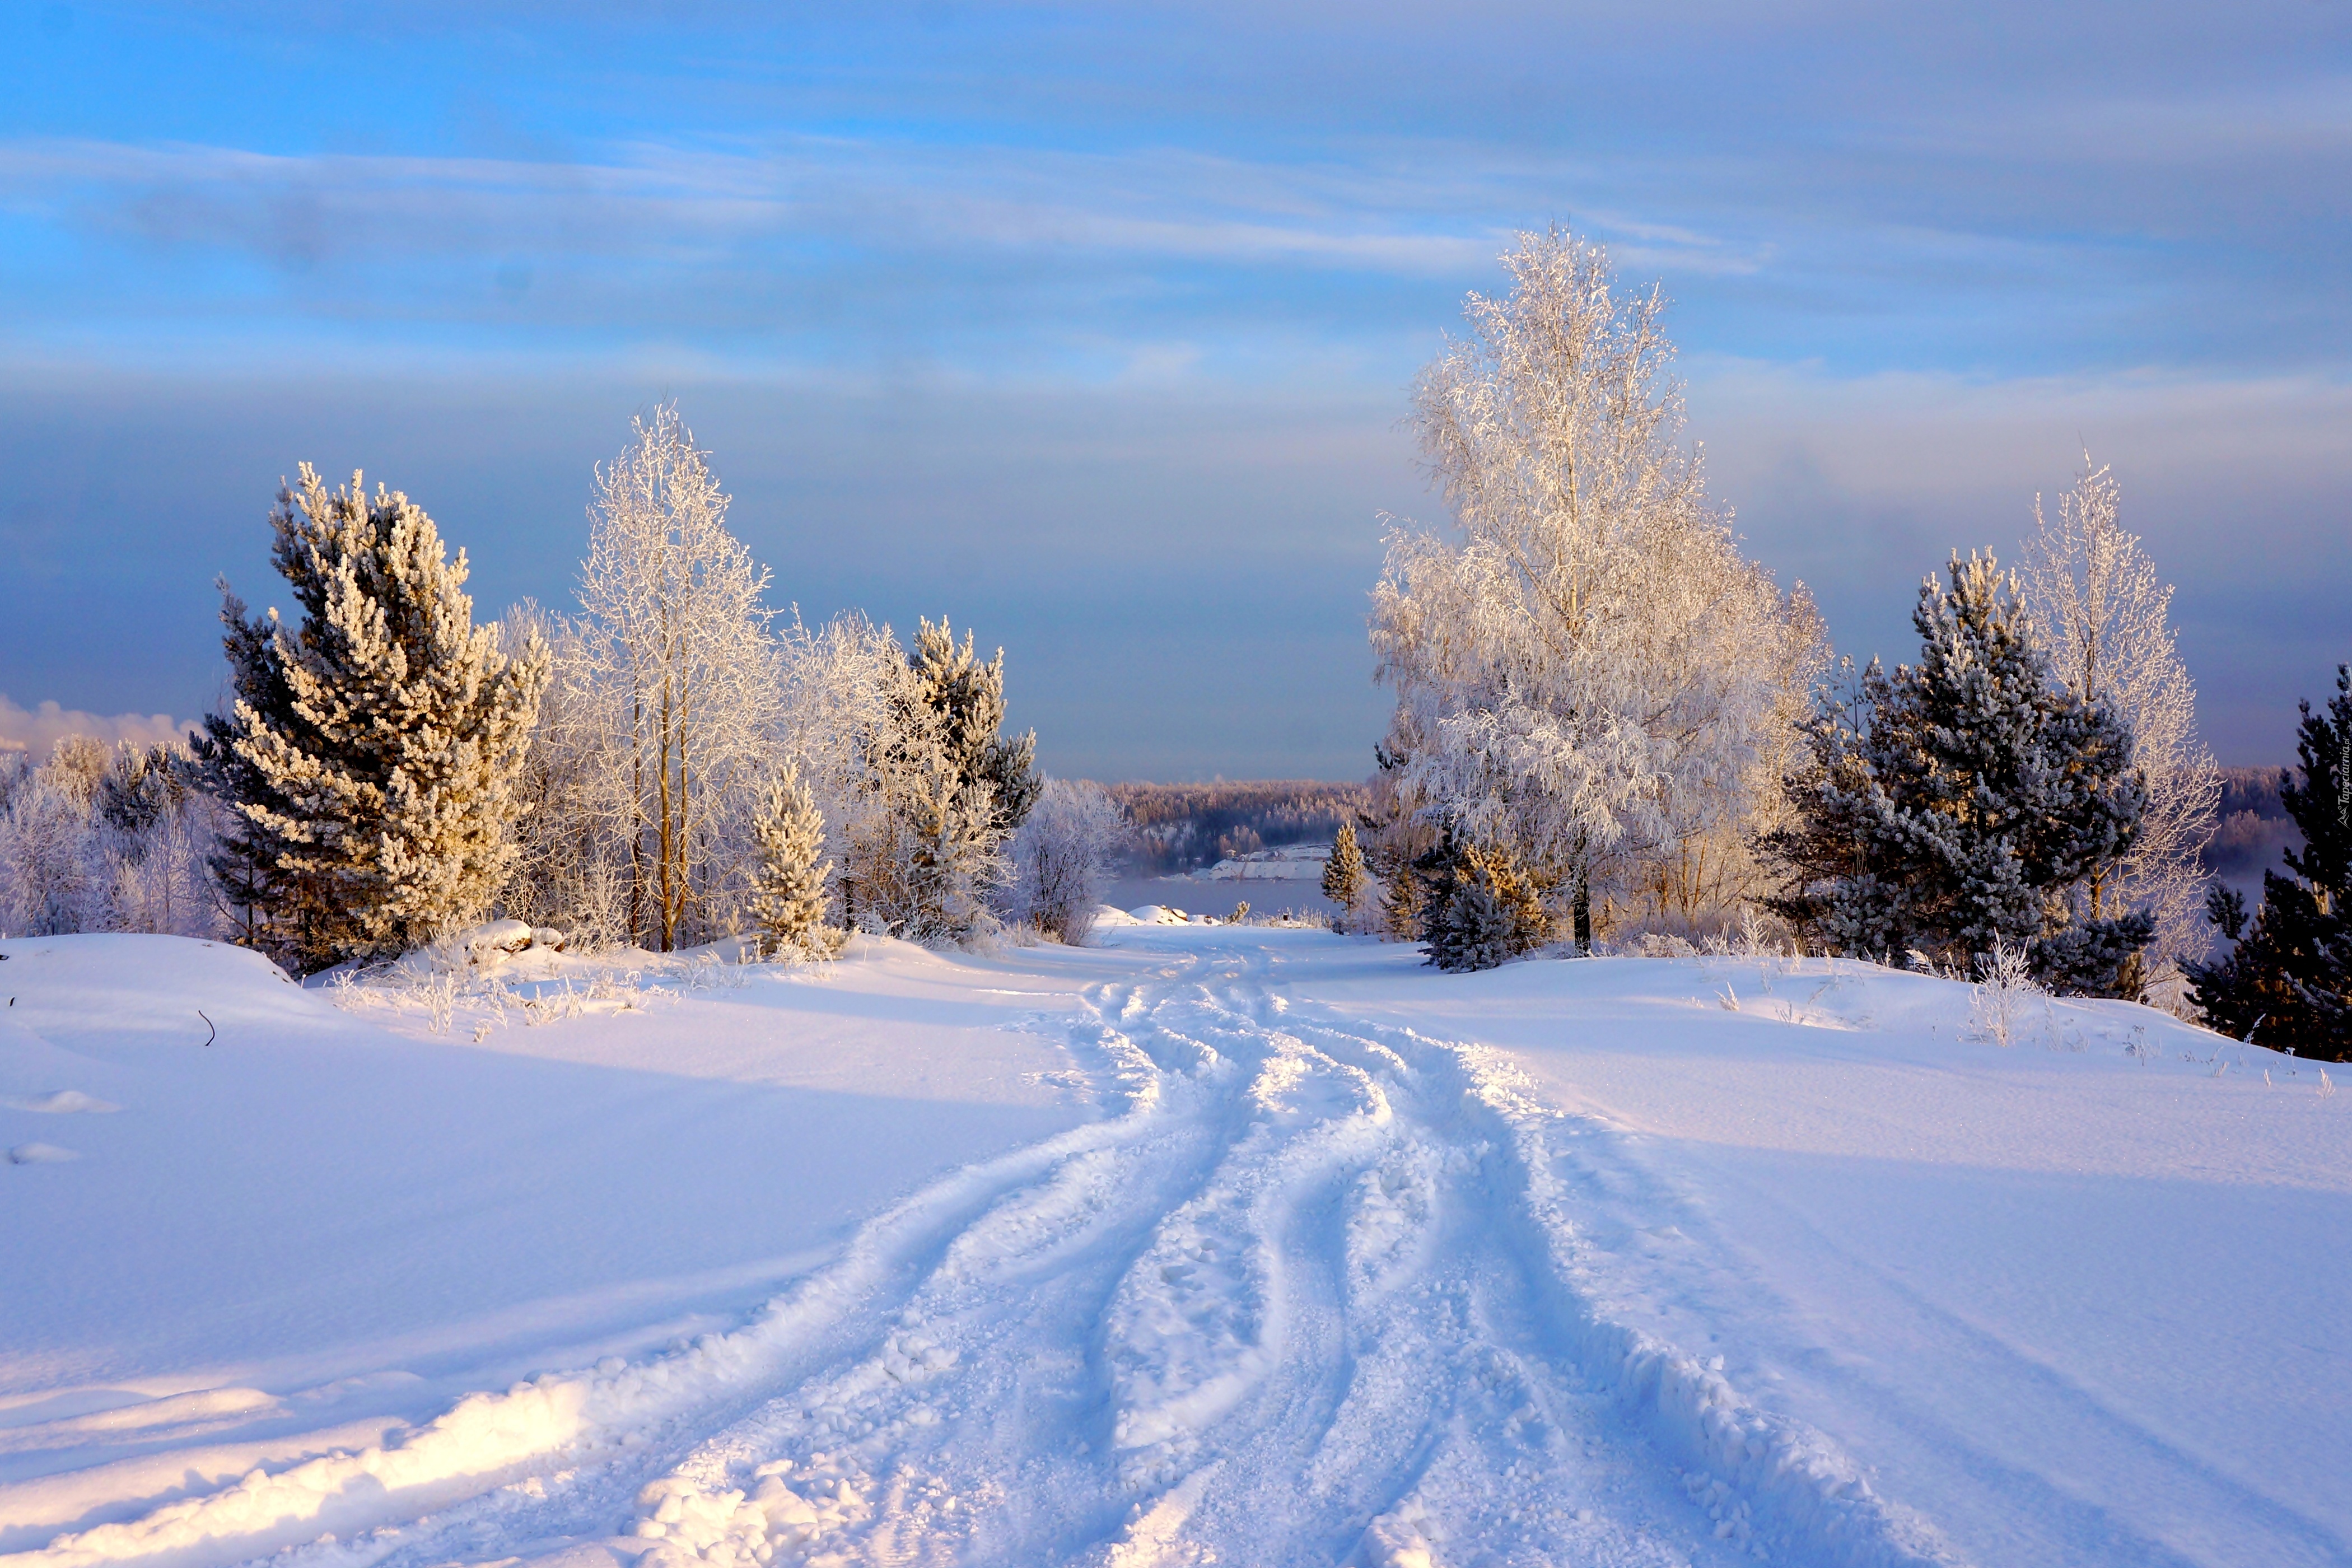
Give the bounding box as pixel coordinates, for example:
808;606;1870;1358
576;949;1943;1568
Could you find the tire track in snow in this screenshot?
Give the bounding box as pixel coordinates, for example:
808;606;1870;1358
10;941;1963;1568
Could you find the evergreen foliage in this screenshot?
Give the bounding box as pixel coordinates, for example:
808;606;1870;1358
845;618;1040;944
2187;665;2351;1057
1418;830;1550;972
749;760;842;960
1764;552;2150;993
194;466;548;969
1322;819;1367;922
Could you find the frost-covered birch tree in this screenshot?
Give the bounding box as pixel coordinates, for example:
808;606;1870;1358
572;405;779;950
2021;459;2221;1008
1370;227;1819;951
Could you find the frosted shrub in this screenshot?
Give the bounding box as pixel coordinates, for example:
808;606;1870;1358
1003;777;1126;945
1968;937;2042;1047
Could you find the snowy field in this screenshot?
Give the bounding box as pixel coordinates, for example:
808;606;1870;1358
2;927;2345;1568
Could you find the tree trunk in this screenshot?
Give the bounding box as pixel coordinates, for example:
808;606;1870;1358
1573;860;1592;956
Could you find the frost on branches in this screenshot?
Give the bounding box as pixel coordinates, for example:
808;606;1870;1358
749;759;843;960
2022;458;2222;1010
1;738;218;939
1003;777;1126;944
195;466;548;968
564;406;780;951
843;619;1040;945
1370;227;1821;951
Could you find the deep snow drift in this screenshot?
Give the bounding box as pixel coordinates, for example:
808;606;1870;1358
1;928;2344;1568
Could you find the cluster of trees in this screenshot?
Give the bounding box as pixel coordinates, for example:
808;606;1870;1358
0;737;221;939
1;406;1122;969
1359;227;1827;970
1352;227;2258;1020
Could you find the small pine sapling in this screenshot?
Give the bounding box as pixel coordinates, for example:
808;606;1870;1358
1323;820;1368;927
750;761;843;960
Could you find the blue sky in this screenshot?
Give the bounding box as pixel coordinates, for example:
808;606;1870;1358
1;1;2345;777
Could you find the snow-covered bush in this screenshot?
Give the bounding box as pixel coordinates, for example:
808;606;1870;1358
1004;777;1127;944
749;760;843;960
1419;833;1550;972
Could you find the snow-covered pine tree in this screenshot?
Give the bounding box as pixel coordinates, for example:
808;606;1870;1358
2022;458;2221;1009
845;618;1038;944
1322;819;1367;925
2187;665;2351;1057
1771;552;2150;992
197;466;549;968
749;759;842;960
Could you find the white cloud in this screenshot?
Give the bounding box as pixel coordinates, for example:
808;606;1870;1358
0;694;192;758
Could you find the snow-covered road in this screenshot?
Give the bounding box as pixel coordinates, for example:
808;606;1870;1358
6;928;2345;1568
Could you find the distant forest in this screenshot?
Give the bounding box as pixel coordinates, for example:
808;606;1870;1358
2205;766;2302;885
1102;780;1371;875
1097;770;2299;886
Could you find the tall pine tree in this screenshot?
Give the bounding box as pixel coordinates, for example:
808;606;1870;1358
2187;665;2351;1057
1765;553;2149;992
194;466;547;968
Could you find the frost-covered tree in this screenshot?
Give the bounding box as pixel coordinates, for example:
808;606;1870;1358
2187;665;2351;1058
1767;553;2150;992
748;759;842;960
843;618;1038;944
2022;459;2221;1008
0;747;99;936
1004;776;1126;944
572;406;779;950
1322;819;1367;925
0;738;226;939
1371;227;1821;954
91;742;223;938
194;466;548;967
